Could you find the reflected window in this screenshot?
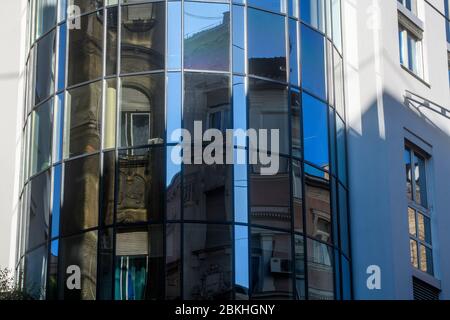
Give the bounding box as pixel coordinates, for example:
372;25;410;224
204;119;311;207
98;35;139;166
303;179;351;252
67;12;103;86
35;0;57;39
184;2;230;71
184;224;232;299
106;6;118;76
301;25;326;100
301;0;325;32
305;166;332;244
61;154;100;236
65;81;102;158
27;170;51;251
35;30;56;105
292;160;303;233
58;231;98;300
121;3;165;74
31;98;53;175
248;78;289;155
303;92;329;169
114;225;164;300
295;234;306;300
248;8;286;82
117;147;165;224
24;244;48;300
101;151;115;226
120;74;165;148
251;228;293;299
307;239;334;300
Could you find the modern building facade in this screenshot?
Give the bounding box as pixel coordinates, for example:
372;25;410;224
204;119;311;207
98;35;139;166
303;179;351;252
0;0;449;301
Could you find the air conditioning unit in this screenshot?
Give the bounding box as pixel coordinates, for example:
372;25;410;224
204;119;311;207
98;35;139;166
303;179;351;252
270;258;291;274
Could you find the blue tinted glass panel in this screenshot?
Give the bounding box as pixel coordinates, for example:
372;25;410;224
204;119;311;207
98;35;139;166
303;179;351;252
234;225;249;299
301;25;326;100
336;115;347;185
301;0;325;32
339;183;349;256
342;256;352;300
184;2;230;71
248;8;286;82
232;5;245;74
168;1;182;70
289;19;299;87
302;92;329;169
248;0;286;13
167;72;182;143
57;24;66;91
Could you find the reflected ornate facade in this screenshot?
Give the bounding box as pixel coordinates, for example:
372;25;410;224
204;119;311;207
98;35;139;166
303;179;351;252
18;0;351;300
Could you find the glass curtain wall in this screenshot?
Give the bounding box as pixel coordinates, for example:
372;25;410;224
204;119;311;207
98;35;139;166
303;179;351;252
19;0;350;300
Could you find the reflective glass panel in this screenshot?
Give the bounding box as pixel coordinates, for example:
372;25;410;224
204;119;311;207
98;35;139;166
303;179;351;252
120;74;165;148
408;207;416;236
332;0;342;52
98;228;113;300
184;224;232;299
301;0;325;32
404;147;412;200
35;30;56;105
53;94;64;163
184;2;230;71
292;159;303;233
417;213;432;245
338;183;349;256
121;3;165;74
232;5;245;74
106;6;118;76
104;79;117;149
167;72;182;144
336;115;347;185
289;19;299;87
35;0;57;39
51;164;62;238
307;239;334;300
419;244;433;275
57;24;66;92
248;0;286;13
333;49;344;117
168;1;182;70
166;223;181;300
31;98;53;175
248;8;286;82
410;239;418;268
61;154;100;235
24;244;48;300
47;240;58;300
101;151;115;226
235;225;249;299
166;146;181;220
414;153;427;207
291;89;301;158
295;234;306;300
68;0;103;15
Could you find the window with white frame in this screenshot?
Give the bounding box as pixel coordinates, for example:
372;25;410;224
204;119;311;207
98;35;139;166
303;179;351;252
398;0;418;15
398;23;424;77
404;144;434;276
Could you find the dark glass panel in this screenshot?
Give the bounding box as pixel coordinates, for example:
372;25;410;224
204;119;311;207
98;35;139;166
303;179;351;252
307;239;334;300
184;72;231;136
31;98;53;175
301;0;325;32
98;228;114;300
66;81;102;158
250;157;291;230
235;225;250;300
413;153;427;207
61;154;100;235
35;30;56;105
404;147;412;201
166;223;181;300
342;256;352;300
67;12;103;86
58;231;98;300
68;0;103;15
24;244;48;300
166;146;181;221
106;6;118;76
251;228;293;299
292;160;303;233
120;74;165;148
57;24;66;91
101;151;115;226
301;25;326;100
183;224;232;300
302;92;329;169
35;0;57;39
291;89;301;158
27;170;51;251
294;234;306;300
184;2;230;71
305;165;332;244
248;8;286;82
51;164;62;238
121;3;165;74
114;225;164;300
248;78;289;155
47;240;59;300
117;147;165;224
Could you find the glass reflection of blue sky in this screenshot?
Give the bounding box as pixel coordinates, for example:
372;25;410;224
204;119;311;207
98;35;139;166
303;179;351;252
167;72;182;143
301;24;326;100
248;0;285;14
234;225;249;290
51;164;62;238
168;2;182;70
57;23;66;91
303;92;329;169
51;239;59;257
166;146;181;188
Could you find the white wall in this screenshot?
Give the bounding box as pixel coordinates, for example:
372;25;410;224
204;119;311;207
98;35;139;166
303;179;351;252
344;0;450;299
0;0;27;270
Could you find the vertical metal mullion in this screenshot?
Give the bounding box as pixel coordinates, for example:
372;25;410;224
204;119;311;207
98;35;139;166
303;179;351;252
180;0;185;299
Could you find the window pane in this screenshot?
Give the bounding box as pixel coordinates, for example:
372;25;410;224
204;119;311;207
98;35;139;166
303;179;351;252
51;165;62;238
98;228;113;300
117;147;165;224
53;93;65;163
184;72;231;135
248;8;286;82
57;23;66;92
303;92;329;169
293;160;303;233
167;146;182;221
250;158;291;229
301;0;325;32
334;49;344;117
120;74;165;148
35;30;56;105
339;183;349;256
27;170;51;251
404;148;412;200
305;167;332;244
248;78;289;155
295;234;306;300
417;213;431;245
184;2;230;71
24;244;48;300
301;25;326;100
419;244;433;275
291;89;301;158
65;81;102;158
410;239;418;268
67;12;103;86
166;223;181;300
101;151;115;226
414;153;427;207
168;1;182;70
47;240;58;300
104;79;117;149
115;225;164;300
336;115;347;185
106;6;118;76
31;98;53;175
61;154;100;235
408;207;416;237
248;0;286;13
68;0;103;15
184;224;232;299
307;239;334;300
332;0;342;52
121;3;165;74
232;5;245;74
58;231;98;299
35;0;57;39
251;228;293;299
235;225;249;299
289;19;299;86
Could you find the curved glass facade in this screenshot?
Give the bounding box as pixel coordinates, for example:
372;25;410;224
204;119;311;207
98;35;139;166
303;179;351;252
18;0;351;300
